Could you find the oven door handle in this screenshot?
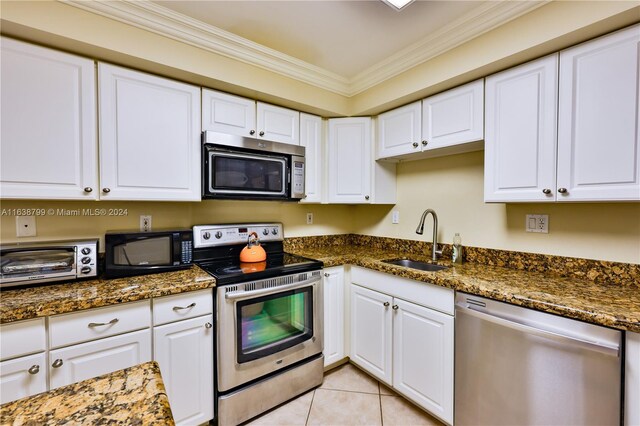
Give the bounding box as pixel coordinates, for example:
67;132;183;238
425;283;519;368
224;276;320;301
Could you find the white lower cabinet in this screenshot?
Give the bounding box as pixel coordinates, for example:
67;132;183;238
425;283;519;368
0;353;47;404
49;329;151;389
323;267;345;367
350;268;454;425
153;314;214;426
626;332;640;426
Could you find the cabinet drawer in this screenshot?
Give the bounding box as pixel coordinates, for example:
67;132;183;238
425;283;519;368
0;318;46;361
153;290;213;326
49;300;151;349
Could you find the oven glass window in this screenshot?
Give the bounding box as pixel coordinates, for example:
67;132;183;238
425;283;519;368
212;154;286;193
1;248;75;278
112;237;171;266
236;287;313;363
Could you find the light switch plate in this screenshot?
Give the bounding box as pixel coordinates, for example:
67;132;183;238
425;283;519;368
16;215;36;237
392;210;400;224
526;214;549;233
306;213;313;225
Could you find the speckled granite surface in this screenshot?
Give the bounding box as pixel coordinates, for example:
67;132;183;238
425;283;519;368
285;239;640;333
0;361;174;426
0;266;215;324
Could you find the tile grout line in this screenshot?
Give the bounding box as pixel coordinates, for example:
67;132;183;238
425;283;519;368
317;387;380;395
304;389;316;426
378;382;384;426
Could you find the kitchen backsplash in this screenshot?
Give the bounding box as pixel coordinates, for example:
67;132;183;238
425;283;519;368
284;234;640;287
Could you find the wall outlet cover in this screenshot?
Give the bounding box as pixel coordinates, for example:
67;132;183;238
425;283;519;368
392;210;400;224
140;215;152;232
16;215;36;237
526;214;549;233
306;213;313;225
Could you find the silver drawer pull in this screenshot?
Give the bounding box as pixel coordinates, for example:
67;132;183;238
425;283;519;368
28;365;40;374
52;359;63;368
173;302;196;311
88;318;119;328
205;322;213;329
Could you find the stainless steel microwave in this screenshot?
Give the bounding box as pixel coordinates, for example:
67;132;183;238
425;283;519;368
104;229;192;278
202;131;305;201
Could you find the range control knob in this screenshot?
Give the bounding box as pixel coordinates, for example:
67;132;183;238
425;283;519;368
272;228;278;235
81;257;91;264
215;231;222;239
81;266;92;274
262;228;269;236
81;247;91;255
202;232;211;240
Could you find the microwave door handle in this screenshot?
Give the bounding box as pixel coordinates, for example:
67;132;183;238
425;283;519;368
224;276;320;301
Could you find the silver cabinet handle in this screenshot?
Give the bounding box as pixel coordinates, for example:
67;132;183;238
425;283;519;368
84;187;93;193
88;318;119;328
324;273;330;277
173;302;196;311
383;302;390;307
422;140;428;146
392;305;399;310
558;188;568;194
259;131;265;136
28;365;40;374
52;359;63;368
365;195;370;200
412;142;419;148
205;322;213;329
249;130;256;135
542;188;552;195
102;188;111;193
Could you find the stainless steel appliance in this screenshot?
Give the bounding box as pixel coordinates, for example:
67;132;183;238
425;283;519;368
455;292;622;426
193;223;323;426
0;239;98;288
202;131;305;201
104;229;192;278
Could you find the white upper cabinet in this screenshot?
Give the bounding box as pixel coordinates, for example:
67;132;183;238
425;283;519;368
99;64;201;201
484;55;559;202
557;25;640;201
201;90;256;137
299;113;323;203
328;117;396;204
377;101;422;159
422;79;484;152
202;89;300;145
0;37;98;200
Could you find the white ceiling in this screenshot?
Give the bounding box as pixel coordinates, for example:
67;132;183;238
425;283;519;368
153;1;483;79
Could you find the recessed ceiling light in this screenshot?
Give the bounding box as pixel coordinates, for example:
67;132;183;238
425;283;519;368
382;0;415;11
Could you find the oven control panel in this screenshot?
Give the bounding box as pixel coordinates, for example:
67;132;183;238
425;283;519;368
193;223;283;248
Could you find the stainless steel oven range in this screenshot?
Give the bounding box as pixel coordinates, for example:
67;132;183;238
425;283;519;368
193;223;324;426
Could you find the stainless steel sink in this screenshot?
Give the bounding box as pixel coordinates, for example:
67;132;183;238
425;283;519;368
382;259;448;272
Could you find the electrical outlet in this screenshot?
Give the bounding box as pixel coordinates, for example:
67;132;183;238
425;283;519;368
16;216;36;237
306;213;313;225
392;210;400;224
140;215;152;232
526;214;549;233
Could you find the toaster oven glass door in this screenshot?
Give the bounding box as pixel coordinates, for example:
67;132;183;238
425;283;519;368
208;150;287;196
0;248;76;283
112;237;172;266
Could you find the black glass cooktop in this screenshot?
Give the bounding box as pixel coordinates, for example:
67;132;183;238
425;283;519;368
196;252;323;285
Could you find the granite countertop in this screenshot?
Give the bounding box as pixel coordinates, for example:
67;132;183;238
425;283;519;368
0;266;216;324
0;361;174;425
288;245;640;333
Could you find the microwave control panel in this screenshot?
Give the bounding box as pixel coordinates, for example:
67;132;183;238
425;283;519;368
193;223;283;248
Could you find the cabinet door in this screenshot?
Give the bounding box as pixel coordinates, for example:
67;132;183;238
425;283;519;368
328;118;372;203
422;79;484;150
98;63;201;201
299;113;323;203
484;55;558;202
323;267;345;367
256;102;300;145
154;315;214;426
558;25;640;201
0;353;47;404
626;332;640;426
49;329;151;389
393;299;453;425
377;101;422;159
202;89;256;137
0;37;97;200
350;284;392;384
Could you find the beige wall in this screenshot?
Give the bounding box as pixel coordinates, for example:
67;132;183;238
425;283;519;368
0;200;354;250
355;151;640;264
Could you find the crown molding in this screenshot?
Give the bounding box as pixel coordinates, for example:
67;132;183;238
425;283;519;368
62;0;547;97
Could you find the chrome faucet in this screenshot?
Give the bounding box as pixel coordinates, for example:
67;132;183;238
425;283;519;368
416;209;442;261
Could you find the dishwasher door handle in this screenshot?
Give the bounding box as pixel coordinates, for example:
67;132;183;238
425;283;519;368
457;305;619;357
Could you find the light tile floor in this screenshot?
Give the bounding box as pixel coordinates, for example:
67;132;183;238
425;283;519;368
244;363;444;426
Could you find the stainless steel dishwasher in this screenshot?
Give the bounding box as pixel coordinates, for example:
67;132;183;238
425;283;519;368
455;292;622;426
